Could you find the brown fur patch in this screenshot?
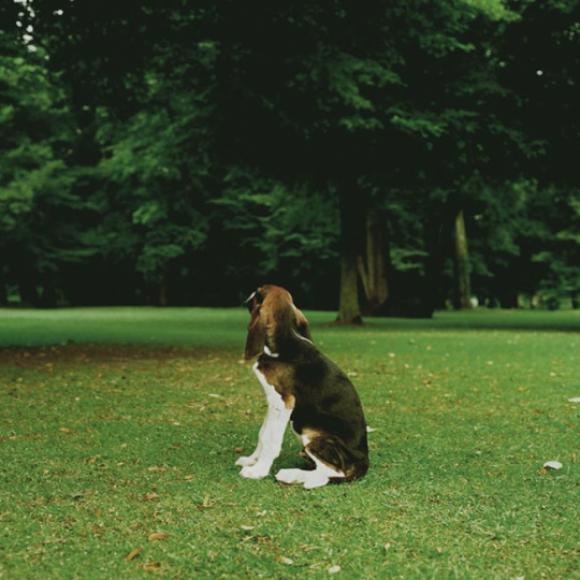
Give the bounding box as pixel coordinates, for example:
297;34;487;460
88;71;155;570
301;427;323;442
244;285;311;360
256;360;296;409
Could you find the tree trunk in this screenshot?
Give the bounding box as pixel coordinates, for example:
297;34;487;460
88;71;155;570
337;190;363;324
425;214;451;313
39;277;58;308
159;279;168;306
358;209;389;315
18;273;39;307
453;209;472;310
498;287;518;309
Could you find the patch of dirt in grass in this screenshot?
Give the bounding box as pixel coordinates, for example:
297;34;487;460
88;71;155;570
0;344;241;368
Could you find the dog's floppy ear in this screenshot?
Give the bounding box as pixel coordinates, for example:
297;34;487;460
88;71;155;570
293;305;312;341
244;285;310;359
245;300;266;361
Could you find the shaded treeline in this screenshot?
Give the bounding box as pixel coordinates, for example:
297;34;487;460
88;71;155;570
0;1;578;319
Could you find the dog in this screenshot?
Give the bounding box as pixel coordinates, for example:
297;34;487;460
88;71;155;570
236;285;369;489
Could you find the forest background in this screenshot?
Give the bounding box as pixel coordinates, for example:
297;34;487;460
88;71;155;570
1;0;578;322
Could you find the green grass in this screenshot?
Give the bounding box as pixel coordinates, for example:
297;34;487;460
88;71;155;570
0;307;578;578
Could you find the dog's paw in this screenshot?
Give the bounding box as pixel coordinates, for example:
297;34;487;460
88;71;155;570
302;473;330;489
240;464;270;479
275;468;308;485
235;455;258;467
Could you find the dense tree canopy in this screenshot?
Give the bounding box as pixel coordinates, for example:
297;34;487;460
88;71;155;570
1;0;578;315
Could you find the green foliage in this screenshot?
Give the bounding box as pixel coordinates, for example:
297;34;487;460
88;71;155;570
1;0;578;308
531;190;580;305
0;54;66;233
0;43;97;304
95;77;211;285
215;169;338;277
460;0;520;21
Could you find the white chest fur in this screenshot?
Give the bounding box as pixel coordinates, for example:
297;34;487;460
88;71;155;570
252;363;286;409
236;363;292;480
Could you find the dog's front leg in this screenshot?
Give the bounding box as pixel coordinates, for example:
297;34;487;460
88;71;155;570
235;414;267;467
239;364;291;479
239;399;291;479
235;362;271;467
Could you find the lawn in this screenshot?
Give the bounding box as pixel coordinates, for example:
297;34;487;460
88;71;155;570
0;307;578;578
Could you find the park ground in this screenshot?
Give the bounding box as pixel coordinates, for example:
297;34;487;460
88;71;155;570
0;307;578;578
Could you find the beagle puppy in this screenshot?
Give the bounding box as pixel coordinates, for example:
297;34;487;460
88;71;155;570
236;285;369;489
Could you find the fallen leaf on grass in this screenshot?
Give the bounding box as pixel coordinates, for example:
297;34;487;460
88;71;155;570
197;495;213;509
279;556;293;565
366;426;376;433
328;564;341;574
240;525;254;531
147;466;166;473
143;561;161;571
543;461;563;470
59;427;72;433
567;397;580;404
143;492;159;501
243;533;271;544
125;548;141;561
148;532;169;541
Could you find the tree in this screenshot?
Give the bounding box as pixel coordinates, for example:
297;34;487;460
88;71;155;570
499;0;580;307
2;0;578;312
0;18;94;306
453;209;472;309
96;89;211;305
358;208;390;315
198;0;521;321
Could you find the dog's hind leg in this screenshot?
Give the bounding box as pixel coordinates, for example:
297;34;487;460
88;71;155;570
275;435;348;489
275;468;310;485
275;452;345;489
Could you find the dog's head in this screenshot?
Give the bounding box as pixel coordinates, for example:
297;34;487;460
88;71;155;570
244;285;311;360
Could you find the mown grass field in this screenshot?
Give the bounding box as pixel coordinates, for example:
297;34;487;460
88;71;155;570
0;307;578;578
